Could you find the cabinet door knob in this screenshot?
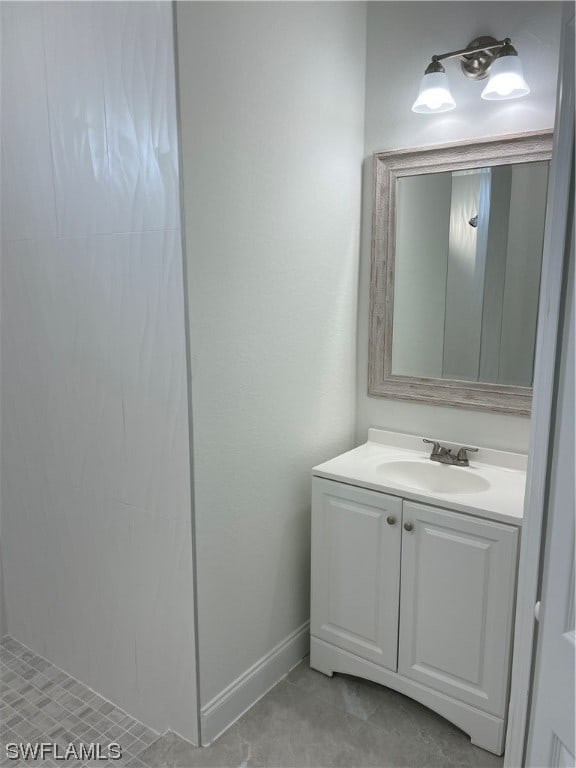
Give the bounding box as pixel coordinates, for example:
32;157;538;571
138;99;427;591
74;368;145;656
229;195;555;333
404;522;414;532
386;515;396;525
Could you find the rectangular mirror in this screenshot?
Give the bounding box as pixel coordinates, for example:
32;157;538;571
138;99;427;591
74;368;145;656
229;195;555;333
369;132;553;415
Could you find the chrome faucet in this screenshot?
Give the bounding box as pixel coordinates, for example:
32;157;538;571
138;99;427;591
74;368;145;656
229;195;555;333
423;439;478;467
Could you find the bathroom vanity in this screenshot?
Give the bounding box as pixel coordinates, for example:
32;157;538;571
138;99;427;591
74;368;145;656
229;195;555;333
310;429;526;755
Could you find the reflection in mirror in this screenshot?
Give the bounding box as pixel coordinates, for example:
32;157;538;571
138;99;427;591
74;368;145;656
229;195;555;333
391;162;549;387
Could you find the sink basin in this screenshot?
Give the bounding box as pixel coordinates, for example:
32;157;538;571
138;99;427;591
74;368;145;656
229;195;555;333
376;460;490;495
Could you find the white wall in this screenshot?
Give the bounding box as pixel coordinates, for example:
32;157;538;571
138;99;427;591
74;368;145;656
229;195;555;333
392;173;451;378
499;162;549;385
443;170;487;381
480;166;512;383
176;0;366;728
0;1;197;742
357;1;562;451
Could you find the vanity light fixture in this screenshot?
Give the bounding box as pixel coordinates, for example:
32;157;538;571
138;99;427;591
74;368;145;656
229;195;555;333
412;36;530;114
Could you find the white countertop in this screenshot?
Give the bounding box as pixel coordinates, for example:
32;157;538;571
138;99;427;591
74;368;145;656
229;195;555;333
313;429;526;527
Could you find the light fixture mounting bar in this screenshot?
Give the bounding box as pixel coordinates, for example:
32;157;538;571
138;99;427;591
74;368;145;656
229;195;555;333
426;36;515;81
431;38;509;64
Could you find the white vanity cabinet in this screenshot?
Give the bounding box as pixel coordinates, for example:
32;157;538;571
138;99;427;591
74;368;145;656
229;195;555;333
310;477;519;755
398;501;518;718
310;480;402;671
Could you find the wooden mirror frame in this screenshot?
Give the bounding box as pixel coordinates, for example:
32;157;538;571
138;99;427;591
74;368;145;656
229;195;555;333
368;131;553;415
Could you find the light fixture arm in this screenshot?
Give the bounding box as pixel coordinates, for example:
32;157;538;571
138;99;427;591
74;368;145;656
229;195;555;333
431;37;511;65
424;36;518;81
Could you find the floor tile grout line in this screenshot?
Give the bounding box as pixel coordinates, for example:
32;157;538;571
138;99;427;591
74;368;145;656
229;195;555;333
1;636;159;760
1;635;158;734
1;709;152;763
2;667;126;736
1;722;154;759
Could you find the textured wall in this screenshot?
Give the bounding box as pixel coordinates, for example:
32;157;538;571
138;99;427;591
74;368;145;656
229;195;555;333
0;1;197;741
176;1;366;710
357;1;562;451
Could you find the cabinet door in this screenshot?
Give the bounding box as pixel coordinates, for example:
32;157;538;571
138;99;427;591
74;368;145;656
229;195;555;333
398;501;518;717
311;478;402;670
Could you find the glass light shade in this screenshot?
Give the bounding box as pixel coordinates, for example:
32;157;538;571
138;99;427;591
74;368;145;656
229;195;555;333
412;71;456;113
481;55;530;100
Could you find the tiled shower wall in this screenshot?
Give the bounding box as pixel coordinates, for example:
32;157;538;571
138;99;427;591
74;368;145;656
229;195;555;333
0;1;197;742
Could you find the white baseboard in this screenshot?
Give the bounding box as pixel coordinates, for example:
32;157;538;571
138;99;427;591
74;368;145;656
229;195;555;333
200;621;309;746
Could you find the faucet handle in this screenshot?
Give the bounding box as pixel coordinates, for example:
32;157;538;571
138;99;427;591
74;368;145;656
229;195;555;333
423;438;442;454
456;446;478;464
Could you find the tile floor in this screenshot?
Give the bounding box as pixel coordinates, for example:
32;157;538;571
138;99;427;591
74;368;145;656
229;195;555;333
1;635;504;768
137;663;504;768
0;636;158;767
